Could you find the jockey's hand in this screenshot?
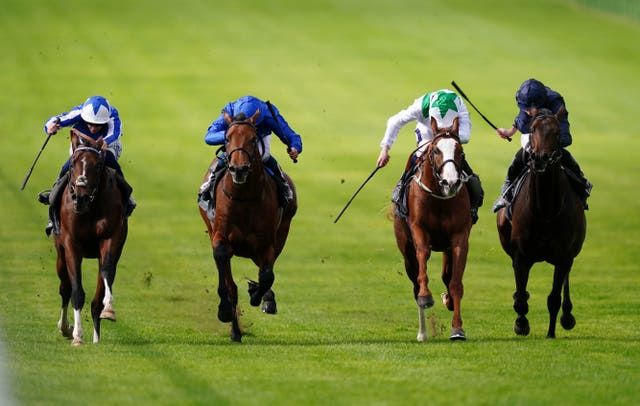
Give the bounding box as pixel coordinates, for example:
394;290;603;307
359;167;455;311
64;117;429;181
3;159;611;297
46;122;61;136
497;126;516;141
287;147;299;161
376;147;390;168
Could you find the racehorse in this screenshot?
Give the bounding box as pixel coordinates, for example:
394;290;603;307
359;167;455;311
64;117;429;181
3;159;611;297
199;109;297;342
496;108;586;338
54;129;128;346
393;117;472;341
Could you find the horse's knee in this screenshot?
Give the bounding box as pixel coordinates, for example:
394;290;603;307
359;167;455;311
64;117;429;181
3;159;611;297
213;244;229;263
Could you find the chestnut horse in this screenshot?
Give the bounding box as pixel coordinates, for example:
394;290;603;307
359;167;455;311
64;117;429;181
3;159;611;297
54;129;128;345
497;108;586;338
199;109;297;342
394;117;472;341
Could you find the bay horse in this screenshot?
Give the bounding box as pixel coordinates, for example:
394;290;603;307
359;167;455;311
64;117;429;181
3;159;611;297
496;108;586;338
393;117;472;341
54;129;128;345
199;109;297;342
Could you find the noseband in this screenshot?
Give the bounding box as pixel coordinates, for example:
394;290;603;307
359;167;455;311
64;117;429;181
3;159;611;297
68;146;104;206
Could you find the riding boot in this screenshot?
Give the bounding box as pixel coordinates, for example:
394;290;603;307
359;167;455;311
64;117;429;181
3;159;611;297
198;159;226;220
493;148;527;212
561;149;592;209
393;154;419;218
114;173;135;217
264;156;292;207
45;173;68;236
462;158;484;225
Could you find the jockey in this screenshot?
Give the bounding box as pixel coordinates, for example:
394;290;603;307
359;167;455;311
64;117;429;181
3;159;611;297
199;95;302;211
493;78;592;211
39;96;135;234
376;89;484;223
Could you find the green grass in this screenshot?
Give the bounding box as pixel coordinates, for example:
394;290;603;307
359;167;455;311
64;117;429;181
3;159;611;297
1;0;639;405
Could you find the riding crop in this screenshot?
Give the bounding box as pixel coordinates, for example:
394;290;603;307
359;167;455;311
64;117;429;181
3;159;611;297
333;166;382;223
20;132;53;190
451;80;511;142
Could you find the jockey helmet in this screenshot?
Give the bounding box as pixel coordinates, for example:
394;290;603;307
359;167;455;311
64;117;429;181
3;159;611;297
429;90;459;129
516;79;546;109
233;96;264;125
81;96;111;124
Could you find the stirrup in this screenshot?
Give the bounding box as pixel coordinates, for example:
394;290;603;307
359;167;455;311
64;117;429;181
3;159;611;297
38;190;51;205
492;197;508;213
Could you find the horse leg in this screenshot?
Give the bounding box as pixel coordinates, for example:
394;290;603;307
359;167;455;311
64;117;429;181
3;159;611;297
417;305;427;342
413;242;434;309
213;243;241;342
55;249;73;339
66;255;86;346
547;263;573;338
91;274;106;344
512;257;533;336
447;243;468;341
560;273;576;331
247;280;277;314
440;251;454;311
250;263;275;307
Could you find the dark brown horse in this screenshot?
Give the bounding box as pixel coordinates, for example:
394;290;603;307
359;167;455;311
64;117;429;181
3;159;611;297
394;117;472;341
54;129;128;346
199;109;297;342
497;108;586;338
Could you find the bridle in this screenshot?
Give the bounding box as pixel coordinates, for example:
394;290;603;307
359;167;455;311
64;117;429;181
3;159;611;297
528;112;562;174
220;119;265;202
68;146;105;207
413;131;469;199
222;120;265;169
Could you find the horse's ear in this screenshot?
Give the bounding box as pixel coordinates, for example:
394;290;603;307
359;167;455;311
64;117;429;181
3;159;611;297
452;117;459;135
249;108;261;125
430;116;439;134
70;129;80;150
555;105;567;121
223;110;232;125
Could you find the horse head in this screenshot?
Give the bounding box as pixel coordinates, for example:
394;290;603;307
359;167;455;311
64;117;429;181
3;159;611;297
68;134;105;214
528;107;564;173
421;117;465;198
223;109;261;185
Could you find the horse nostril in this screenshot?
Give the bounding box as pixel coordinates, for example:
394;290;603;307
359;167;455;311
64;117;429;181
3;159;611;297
440;179;449;187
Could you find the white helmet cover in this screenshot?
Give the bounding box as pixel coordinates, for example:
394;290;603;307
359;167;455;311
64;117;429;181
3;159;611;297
80;96;111;124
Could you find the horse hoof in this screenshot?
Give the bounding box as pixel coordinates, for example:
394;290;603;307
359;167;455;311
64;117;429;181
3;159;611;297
100;308;116;321
514;316;530;336
72;338;83;346
450;328;466;341
59;326;73;339
561;313;576;330
440;293;454;311
417;332;427;342
262;300;277;314
417;295;434;308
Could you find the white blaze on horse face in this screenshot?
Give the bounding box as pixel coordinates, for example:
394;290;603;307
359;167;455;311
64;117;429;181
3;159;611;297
75;156;89;187
438;138;460;190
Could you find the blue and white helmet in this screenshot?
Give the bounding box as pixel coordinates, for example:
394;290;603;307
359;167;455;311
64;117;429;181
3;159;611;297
80;96;111;124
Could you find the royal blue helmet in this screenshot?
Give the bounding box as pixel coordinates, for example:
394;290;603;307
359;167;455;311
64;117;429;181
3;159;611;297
81;96;111;124
516;79;546;109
